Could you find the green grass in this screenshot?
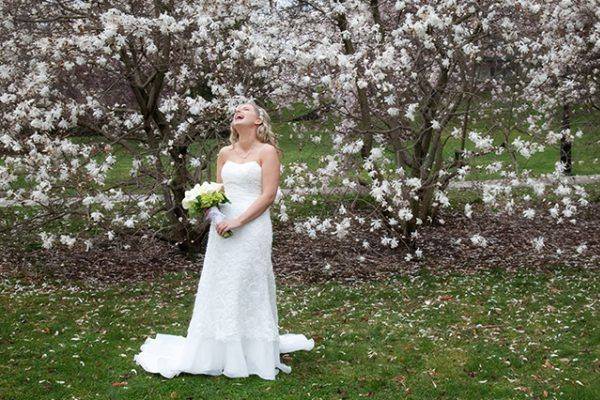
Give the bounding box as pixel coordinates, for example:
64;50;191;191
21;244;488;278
68;116;335;188
440;130;600;180
70;121;599;187
2;101;599;194
58;100;600;188
1;266;598;399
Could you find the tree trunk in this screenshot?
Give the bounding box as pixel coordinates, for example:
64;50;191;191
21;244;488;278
455;94;472;162
333;10;374;159
168;145;196;253
561;103;573;175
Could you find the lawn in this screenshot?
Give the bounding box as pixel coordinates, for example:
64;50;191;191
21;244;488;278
1;266;598;399
2;102;599;197
57;101;600;190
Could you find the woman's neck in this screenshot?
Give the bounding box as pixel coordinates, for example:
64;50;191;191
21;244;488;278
236;130;258;151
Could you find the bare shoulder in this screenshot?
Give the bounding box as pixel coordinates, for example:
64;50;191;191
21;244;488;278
258;143;279;160
218;144;234;159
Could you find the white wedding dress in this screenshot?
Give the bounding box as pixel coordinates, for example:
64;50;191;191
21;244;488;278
134;159;314;380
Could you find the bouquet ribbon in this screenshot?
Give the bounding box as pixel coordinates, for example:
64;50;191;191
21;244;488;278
205;205;233;238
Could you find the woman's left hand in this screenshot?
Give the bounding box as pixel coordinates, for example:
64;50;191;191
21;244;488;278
216;218;242;236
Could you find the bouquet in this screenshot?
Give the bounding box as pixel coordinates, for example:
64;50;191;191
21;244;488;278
182;181;233;238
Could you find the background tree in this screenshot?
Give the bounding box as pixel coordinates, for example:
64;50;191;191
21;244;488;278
268;0;590;254
520;0;600;176
0;0;285;253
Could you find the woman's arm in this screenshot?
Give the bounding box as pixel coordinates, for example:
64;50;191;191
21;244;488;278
205;147;228;219
215;145;230;184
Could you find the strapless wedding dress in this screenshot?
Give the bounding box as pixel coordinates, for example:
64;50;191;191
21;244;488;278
134;159;314;380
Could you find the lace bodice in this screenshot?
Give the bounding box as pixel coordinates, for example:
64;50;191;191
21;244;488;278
222;160;263;200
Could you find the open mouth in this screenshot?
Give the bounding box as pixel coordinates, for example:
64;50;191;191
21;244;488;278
235;115;244;121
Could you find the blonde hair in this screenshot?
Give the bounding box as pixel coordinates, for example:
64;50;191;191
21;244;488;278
229;102;283;159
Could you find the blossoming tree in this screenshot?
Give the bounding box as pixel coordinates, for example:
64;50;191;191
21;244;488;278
0;0;284;252
0;0;594;261
520;0;600;175
269;0;591;256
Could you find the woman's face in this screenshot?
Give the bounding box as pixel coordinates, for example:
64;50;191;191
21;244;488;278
232;103;261;127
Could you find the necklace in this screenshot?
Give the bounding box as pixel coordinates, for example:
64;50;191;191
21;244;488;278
235;142;257;159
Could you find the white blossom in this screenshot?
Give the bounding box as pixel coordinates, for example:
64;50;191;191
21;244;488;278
470;234;488;247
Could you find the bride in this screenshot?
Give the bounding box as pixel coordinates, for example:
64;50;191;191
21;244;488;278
133;102;315;380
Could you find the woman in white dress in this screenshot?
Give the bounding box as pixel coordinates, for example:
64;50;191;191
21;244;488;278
133;102;314;380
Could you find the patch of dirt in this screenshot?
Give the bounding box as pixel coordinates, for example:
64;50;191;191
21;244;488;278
273;202;600;284
2;203;599;286
0;234;196;285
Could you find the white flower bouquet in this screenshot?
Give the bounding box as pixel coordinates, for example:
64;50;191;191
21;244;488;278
182;181;233;238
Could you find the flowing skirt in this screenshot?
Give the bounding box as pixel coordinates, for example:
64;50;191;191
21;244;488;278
133;197;314;380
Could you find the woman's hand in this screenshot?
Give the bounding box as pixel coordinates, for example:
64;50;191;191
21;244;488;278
216;218;242;236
